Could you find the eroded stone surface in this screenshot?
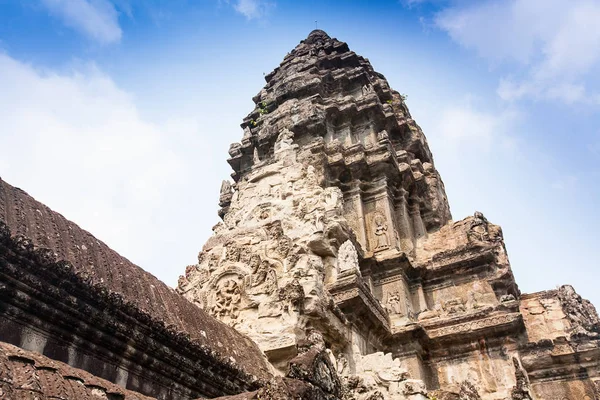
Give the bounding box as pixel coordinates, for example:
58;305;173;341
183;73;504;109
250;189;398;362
176;29;600;400
1;28;597;400
174;29;600;400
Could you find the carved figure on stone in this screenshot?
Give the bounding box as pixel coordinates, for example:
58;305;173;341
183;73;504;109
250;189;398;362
265;221;284;240
279;278;305;311
377;130;389;141
199;252;220;273
385;291;403;316
336;352;348;376
207;254;219;272
219;180;233;204
459;381;482;400
372;213;390;251
443;297;466;315
226;244;241;263
468;211;490;242
247;259;278;296
306;165;318;186
185;264;197;279
239;247;252;264
177;275;187;288
338;240;360;274
324;187;343;215
362;84;372;96
211;279;241;319
467;289;485;310
510;357;532;400
268;236;291;261
274;128;294;152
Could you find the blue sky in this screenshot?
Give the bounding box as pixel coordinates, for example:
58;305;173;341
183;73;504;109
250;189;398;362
1;0;599;307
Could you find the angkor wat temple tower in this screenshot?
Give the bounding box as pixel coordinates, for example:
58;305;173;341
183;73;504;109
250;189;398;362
178;30;600;399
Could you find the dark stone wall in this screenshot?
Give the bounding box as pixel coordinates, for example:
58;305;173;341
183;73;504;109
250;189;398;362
0;177;272;399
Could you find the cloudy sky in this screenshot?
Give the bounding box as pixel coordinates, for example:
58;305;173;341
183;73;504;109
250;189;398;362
1;0;598;307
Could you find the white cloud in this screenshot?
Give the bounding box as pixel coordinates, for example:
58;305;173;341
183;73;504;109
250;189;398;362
435;0;600;105
231;0;272;20
0;53;201;278
431;100;518;151
40;0;122;44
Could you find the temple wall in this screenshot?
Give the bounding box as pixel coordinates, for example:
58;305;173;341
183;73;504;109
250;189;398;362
0;251;261;400
424;280;498;318
521;291;571;342
378;275;415;329
531;378;598;400
429;348;519;399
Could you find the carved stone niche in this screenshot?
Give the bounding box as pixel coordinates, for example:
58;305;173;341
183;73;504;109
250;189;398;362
381;279;415;327
338;240;360;276
206;269;246;321
244;257;279;303
367;210;391;253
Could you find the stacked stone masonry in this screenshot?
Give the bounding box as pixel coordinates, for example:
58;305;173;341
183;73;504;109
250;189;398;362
0;178;271;399
0;29;598;400
178;30;600;400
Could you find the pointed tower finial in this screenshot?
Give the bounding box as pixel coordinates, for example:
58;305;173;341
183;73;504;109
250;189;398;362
305;29;330;44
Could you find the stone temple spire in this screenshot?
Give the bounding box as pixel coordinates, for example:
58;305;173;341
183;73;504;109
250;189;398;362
179;31;600;399
181;29;454;369
226;29;451;239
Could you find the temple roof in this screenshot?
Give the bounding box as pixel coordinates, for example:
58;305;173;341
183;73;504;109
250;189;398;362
0;177;271;381
0;341;154;399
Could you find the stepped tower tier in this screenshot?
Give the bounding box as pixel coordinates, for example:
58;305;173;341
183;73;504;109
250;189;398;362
178;30;600;400
225;29;451;251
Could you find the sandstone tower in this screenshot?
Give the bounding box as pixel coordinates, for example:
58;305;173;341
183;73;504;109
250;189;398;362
177;30;600;399
0;29;598;400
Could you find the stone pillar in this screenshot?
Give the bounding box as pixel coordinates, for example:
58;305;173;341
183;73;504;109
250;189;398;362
394;188;414;253
343;181;367;250
409;199;426;240
413;282;428;313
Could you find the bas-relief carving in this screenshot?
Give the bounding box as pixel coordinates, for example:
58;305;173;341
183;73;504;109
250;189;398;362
210;278;242;319
219;180;233;199
368;211;390;252
338;240;359;274
427;282;498;319
175;30;600;400
274;127;295;152
225;244;241;263
381;280;416;325
385;292;403;317
245;258;278;297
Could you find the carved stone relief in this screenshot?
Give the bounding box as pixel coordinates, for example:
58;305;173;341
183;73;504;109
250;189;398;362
385;291;403;317
246;259;278;296
371;211;390;252
338;240;360;274
175;29;600;400
210;278;242;319
274;128;295;152
468;211;490;242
